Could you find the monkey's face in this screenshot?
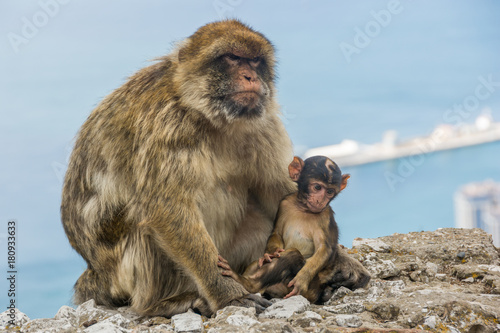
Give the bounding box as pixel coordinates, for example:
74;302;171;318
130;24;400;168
303;180;339;214
292;155;349;214
174;20;276;124
214;52;269;119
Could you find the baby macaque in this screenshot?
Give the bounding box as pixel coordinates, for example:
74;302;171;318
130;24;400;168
218;155;368;303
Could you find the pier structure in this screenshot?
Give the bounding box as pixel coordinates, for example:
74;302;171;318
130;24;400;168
304;113;500;167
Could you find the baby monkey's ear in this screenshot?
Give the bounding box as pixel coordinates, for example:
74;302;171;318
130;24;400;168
340;174;350;191
288;156;305;182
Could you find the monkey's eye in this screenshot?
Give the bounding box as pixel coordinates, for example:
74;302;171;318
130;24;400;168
326;189;335;196
314;184;322;191
224;54;242;66
250;57;261;65
227;54;241;61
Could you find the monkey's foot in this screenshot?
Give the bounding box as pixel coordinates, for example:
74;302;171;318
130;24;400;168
329;267;371;291
225;294;271;314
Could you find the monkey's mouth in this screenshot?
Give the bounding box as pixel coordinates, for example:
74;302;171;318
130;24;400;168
232;91;261;99
219;90;265;119
306;201;327;214
229;91;262;114
234;90;260;94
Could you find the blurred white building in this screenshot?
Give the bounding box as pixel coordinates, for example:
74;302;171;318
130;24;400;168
454;180;500;247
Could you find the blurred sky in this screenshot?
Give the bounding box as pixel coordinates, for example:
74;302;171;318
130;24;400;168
1;0;500;267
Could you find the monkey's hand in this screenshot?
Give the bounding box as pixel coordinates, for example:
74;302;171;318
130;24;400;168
258;248;285;267
217;255;238;279
217;255;230;268
284;272;310;299
225;294;272;314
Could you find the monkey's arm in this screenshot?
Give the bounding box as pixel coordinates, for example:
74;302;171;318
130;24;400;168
260;233;285;267
262;213;286;265
264;231;285;255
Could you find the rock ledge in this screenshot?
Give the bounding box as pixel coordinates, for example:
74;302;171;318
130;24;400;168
2;228;499;332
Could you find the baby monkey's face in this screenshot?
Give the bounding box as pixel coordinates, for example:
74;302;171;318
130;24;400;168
304;179;340;213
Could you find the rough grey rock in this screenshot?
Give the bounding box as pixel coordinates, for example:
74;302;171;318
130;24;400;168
22;318;74;333
54;305;77;322
83;322;130;332
334;314;363;328
212;305;260;328
101;313;131;328
324;286;352;304
5;228;500;333
0;308;30;330
425;262;439;277
323;303;365;314
423;315;439;330
171;310;203;333
367;302;400;321
352;237;392;252
377;228;499;265
225;314;259;327
287;310;322;328
77;299;116;326
363;253;401;278
258;295;309;319
453;263;488;280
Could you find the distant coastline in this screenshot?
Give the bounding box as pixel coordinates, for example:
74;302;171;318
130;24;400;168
304;112;500;167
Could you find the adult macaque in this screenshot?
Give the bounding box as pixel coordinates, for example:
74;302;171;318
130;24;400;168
219;156;370;303
61;20;369;317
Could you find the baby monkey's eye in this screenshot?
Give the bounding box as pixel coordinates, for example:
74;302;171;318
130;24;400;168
314;184;322;191
326;189;335;196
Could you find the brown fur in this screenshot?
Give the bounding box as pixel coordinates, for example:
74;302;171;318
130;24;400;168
62;20;293;317
62;20;369;317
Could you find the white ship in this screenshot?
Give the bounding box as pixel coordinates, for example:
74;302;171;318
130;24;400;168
304;111;500;167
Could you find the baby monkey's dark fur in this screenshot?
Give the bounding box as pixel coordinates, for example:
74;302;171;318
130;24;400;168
219;156;371;303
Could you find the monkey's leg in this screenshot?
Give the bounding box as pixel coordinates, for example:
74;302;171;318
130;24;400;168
322;246;371;290
111;230;211;317
258;249;305;291
219;248;306;300
128;223;270;316
253;249;309;300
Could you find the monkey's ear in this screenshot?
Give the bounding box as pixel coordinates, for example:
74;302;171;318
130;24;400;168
288;156;305;182
340;174;350;191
